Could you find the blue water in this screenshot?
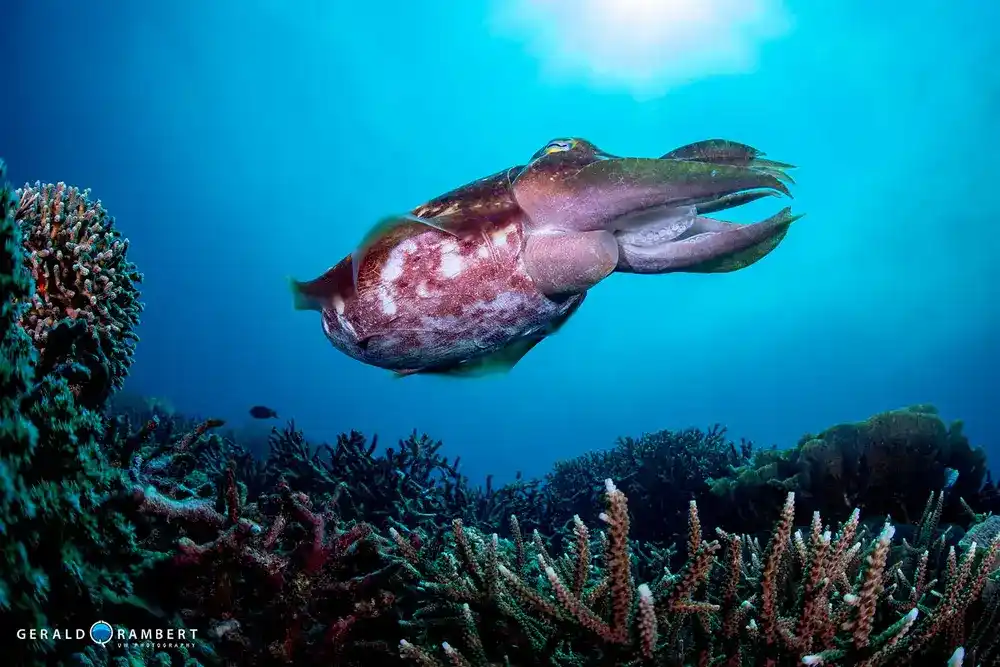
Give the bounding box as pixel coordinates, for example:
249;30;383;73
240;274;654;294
3;1;998;483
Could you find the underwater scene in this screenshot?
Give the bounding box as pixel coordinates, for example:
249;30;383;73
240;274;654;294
1;0;999;665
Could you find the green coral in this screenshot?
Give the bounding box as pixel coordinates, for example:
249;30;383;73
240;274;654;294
707;405;988;532
393;482;1000;666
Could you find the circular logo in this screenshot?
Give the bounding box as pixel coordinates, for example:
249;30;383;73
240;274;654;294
89;621;113;645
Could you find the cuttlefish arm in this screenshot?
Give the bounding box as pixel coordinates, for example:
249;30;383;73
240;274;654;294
661;138;795;181
616;208;802;274
517;139;799;293
513;155;791;234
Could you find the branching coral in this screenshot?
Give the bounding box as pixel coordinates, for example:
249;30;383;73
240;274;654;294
261;423;530;535
109;411;402;666
14;181;142;389
112;407;995;666
392;477;1000;666
535;425;752;544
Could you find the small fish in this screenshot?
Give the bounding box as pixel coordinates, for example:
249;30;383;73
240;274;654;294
249;405;278;420
943;467;960;489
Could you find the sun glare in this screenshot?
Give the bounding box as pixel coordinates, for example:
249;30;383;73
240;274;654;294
490;0;792;96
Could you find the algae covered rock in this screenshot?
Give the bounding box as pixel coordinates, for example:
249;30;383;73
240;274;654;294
708;405;989;533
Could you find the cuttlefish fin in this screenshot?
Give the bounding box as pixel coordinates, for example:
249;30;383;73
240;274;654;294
393;337;544;378
393;299;584;379
289;278;319;311
288;273;338;312
544;295;586;335
352;213;462;288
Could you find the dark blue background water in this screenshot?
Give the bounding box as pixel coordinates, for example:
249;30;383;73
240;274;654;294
3;0;998;483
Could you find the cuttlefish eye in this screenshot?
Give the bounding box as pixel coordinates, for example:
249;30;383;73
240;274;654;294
544;138;577;154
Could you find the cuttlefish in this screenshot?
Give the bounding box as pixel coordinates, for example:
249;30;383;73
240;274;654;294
291;138;800;376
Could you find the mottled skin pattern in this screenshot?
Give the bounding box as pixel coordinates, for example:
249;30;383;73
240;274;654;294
294;138;800;375
299;169;580;373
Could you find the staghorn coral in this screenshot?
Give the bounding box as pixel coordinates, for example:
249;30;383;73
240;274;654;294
260;423;536;535
391;478;1000;666
14;181;142;390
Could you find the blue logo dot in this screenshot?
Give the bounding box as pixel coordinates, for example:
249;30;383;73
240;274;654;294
89;621;113;645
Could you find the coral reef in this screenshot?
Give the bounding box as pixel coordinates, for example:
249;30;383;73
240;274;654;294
104;413;398;665
1;157;997;666
534;425;753;544
95;400;996;667
14;182;142;390
93;413;549;664
392;483;1000;666
0;164;209;667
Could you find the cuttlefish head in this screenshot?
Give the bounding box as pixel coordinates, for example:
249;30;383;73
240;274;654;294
510;137;801;289
512;137;796;235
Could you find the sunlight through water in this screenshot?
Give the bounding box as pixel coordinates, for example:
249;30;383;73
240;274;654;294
491;0;793;96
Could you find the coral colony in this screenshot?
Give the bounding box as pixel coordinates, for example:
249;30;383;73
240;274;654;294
14;182;142;391
0;158;998;667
